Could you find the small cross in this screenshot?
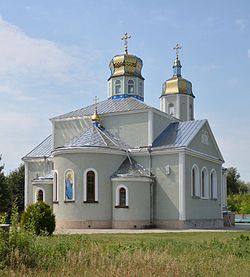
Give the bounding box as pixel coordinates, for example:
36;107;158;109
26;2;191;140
121;32;131;54
173;43;182;59
93;96;99;105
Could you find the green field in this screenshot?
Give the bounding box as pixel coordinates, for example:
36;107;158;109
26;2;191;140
1;232;250;276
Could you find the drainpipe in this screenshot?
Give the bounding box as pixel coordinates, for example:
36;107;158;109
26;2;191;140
148;147;153;225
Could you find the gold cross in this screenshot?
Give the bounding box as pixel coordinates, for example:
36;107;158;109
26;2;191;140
173;43;182;59
121;32;131;54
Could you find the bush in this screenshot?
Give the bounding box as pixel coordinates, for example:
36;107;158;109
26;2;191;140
21;202;55;236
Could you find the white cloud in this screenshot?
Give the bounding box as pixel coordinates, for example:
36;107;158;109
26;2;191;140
235;19;246;30
0;16;77;82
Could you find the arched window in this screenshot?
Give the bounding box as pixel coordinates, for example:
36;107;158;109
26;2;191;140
65;169;74;201
115;185;128;207
53;171;58;202
37;189;44;202
189;104;193;119
128;80;134;94
210;170;217;199
191;165;200;197
84;169;98;203
115;80;121;94
201;168;209;198
87;171;95;202
168;103;175;116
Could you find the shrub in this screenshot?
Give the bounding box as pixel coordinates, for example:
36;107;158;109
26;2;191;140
21;202;55;236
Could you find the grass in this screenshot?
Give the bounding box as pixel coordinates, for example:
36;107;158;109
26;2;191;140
1;231;250;276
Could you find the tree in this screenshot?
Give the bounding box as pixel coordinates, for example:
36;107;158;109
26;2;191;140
5;164;25;214
239;194;250;218
227;167;241;195
0;156;9;213
21;202;55;236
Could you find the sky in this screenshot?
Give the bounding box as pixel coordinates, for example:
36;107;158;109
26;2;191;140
0;0;249;181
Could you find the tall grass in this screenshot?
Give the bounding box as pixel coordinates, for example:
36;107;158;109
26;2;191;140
0;232;249;276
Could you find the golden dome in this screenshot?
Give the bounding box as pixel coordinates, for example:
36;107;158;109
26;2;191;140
108;54;144;80
162;76;194;97
91;107;100;122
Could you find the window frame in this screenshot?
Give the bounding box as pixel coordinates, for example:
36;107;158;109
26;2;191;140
210;169;217;199
191;164;200;198
128;79;135;94
83;168;98;203
115;185;129;208
53;170;59;203
114;79;122;95
201;167;209;199
34;187;45;203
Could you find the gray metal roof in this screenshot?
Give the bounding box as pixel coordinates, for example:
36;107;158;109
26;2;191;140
63;125;129;150
51;97;151;120
33;171;53;182
152;120;206;148
23;135;52;159
111;157;152;178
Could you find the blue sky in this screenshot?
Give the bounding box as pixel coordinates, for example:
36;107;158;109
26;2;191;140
0;0;249;181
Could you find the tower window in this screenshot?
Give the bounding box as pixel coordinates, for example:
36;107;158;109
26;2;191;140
168;103;175;116
128;80;134;94
139;81;143;96
115;80;121;94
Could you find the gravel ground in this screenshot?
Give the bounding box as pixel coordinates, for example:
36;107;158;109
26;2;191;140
55;223;250;235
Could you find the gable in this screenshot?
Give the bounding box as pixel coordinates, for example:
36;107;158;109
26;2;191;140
187;121;224;161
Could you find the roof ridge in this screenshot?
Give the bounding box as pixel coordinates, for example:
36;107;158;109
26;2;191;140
97;127;119;147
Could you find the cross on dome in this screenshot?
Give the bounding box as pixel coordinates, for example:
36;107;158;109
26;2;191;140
173;43;182;59
121;32;131;54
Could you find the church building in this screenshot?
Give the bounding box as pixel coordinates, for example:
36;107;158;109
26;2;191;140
23;34;227;229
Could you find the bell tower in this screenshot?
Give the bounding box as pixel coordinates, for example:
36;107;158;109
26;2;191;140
108;33;145;101
160;44;195;121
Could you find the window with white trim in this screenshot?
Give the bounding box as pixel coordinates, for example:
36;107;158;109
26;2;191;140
128;80;134;94
115;80;121;94
53;171;58;202
191;165;200;197
115;185;128;207
84;169;98;203
168;103;175;116
201;168;209;198
210;170;217;199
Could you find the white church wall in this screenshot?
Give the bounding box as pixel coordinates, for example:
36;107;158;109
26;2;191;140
185;154;222;220
32;183;53;208
151;153;180;221
27;160;52;206
53;152;125;229
112;180;151;228
53;117;91;149
102;112;148;147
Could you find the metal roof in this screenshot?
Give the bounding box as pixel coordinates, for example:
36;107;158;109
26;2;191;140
152;120;206;148
51;97;151;120
33;171;53;182
63;125;129;150
23;135;52;159
111;157;152;178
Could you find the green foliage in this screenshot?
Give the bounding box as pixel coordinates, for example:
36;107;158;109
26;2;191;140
227;167;249;195
0;232;249;276
6;164;25;215
227;193;250;215
21;202;55;236
0;156;9;213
